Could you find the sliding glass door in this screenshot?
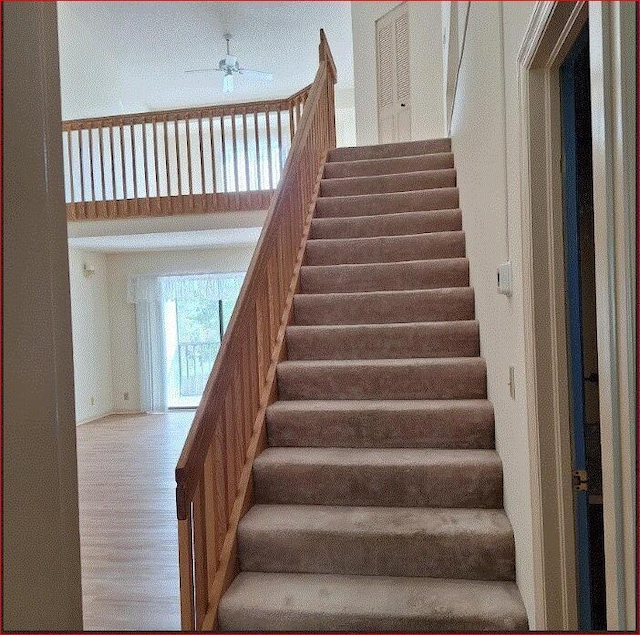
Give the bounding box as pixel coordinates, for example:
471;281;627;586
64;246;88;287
165;295;237;408
130;272;244;412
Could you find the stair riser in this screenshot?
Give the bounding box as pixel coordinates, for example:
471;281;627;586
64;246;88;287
311;209;462;239
267;403;495;449
304;232;465;266
328;138;451;162
286;322;479;360
253;461;502;508
300;259;469;294
238;526;514;581
320;169;456;197
277;360;486;400
293;288;475;325
323;153;454;179
315;188;459;219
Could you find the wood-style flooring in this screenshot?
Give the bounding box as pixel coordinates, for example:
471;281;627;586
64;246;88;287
76;412;193;631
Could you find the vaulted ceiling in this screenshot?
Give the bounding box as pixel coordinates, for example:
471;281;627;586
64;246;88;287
57;1;354;121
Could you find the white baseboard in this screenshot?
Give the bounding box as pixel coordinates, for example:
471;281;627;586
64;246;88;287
75;409;143;426
75;411;113;426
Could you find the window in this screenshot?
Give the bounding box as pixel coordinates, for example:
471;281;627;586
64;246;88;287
129;272;244;412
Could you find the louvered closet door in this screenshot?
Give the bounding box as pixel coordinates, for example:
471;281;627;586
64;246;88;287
376;3;411;144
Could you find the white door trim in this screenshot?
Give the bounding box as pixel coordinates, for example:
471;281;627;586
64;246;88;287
587;2;636;628
518;1;635;629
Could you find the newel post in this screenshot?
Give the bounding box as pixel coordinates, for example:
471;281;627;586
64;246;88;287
319;29;337;149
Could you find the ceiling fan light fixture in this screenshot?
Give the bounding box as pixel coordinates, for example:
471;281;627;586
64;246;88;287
222;72;234;94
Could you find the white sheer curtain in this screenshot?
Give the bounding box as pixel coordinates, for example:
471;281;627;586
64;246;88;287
133;277;167;413
128;272;245;412
128;272;245;305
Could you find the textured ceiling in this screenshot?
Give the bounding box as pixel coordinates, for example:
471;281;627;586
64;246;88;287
57;1;354;121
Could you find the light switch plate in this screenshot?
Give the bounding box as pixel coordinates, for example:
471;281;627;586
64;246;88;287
497;261;512;296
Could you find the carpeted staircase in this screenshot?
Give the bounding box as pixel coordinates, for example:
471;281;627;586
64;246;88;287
218;139;529;632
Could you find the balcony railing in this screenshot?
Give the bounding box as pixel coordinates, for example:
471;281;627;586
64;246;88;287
62;87;310;221
177;342;218;398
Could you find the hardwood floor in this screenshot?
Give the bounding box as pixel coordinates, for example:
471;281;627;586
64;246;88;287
76;412;193;631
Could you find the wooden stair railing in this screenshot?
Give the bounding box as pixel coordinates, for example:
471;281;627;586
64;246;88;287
174;30;336;631
62;85;310;221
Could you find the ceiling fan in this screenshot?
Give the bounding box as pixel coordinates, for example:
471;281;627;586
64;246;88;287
185;34;273;94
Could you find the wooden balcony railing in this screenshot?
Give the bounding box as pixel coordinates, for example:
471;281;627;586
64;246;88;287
62;86;310;221
174;30;336;630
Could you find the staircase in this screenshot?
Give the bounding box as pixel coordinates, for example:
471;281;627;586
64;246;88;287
217;139;529;631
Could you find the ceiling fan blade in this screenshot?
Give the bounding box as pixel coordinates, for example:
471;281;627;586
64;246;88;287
184;68;223;74
238;68;273;81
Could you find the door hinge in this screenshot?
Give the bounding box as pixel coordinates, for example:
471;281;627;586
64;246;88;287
573;469;588;492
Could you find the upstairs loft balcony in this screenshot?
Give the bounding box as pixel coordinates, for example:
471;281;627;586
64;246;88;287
62;86;309;221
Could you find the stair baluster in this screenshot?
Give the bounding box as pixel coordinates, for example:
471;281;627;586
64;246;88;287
174;30;336;631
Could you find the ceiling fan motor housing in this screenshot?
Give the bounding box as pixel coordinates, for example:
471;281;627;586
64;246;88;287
219;55;240;73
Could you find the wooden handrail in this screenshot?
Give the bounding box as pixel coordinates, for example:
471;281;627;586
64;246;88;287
319;28;338;87
61;91;311;131
62;86;312;221
174;31;337;631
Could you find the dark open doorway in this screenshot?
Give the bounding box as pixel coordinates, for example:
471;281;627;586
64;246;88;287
560;23;606;631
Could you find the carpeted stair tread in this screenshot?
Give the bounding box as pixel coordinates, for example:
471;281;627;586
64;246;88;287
316;187;459;219
323;152;454;179
285;321;479;360
238;504;515;580
253;447;502;508
311;209;463;239
293;288;475;325
266;399;495;448
304;231;465;265
320;168;456;197
328;138;451;162
218;137;529;632
277;357;486;400
218;572;528;632
300;258;469;294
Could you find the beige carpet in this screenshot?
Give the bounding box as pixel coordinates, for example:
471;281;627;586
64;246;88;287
219;138;529;632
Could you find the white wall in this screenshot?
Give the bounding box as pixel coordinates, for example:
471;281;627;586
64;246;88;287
68;249;114;423
335;107;357;147
3;2;83;628
448;1;537;625
335;87;357;148
407;2;445;141
351;1;445;145
106;245;256;412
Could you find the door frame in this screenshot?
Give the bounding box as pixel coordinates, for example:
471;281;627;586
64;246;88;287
517;1;635;629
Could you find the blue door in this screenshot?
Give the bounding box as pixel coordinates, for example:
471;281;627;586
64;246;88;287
560;24;597;630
